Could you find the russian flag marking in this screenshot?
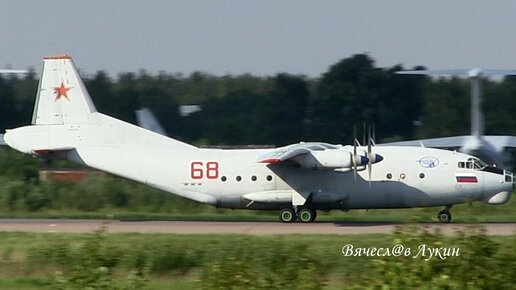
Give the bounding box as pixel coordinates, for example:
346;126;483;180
455;173;478;183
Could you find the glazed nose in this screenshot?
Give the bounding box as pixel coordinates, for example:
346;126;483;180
505;170;514;188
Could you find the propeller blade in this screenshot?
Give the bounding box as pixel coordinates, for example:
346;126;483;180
372;125;376;145
353;138;357;181
367;128;372;186
362;122;366;146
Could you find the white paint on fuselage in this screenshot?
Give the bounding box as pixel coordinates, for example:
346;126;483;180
5;112;512;211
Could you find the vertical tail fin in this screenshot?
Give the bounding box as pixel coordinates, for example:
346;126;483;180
135;108;167;136
470;77;483;138
32;55;97;125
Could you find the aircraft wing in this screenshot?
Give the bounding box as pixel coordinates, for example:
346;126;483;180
382;136;469;148
0;69;28;74
382;135;516;151
257;142;340;163
482;136;516;149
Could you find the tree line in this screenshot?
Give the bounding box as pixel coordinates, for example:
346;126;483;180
2;54;516;147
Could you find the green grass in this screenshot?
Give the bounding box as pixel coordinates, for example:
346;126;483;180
0;197;514;223
0;232;383;289
0;230;514;289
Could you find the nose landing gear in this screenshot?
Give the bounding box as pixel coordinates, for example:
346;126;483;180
437;206;452;223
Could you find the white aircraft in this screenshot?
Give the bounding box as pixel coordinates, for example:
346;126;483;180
135;108;167;136
0;69;28;74
3;56;514;223
391;69;516;167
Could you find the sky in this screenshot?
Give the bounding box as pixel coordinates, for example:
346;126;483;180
2;0;516;77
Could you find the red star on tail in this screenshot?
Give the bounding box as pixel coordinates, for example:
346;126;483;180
53;81;72;101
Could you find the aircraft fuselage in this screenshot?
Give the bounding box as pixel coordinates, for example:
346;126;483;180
5;114;513;213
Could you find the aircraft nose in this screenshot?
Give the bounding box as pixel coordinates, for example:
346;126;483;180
3;130;12;147
504;170;514;188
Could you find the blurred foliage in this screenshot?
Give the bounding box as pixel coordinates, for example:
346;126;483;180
1;148;515;220
366;226;516;290
0;149;210;215
3;54;516;147
1;53;516;217
0;226;509;289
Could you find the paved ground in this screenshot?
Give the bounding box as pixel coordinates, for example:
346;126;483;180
0;219;515;235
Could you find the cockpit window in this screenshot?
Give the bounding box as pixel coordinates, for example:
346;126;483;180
471;157;487;170
459;158;487;170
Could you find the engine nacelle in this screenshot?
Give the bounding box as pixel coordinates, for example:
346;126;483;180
293;149;368;169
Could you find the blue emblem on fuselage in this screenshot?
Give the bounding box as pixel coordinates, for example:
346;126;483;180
418;156;439;168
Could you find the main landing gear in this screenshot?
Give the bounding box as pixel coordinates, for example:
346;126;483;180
437;206;452;223
279;208;317;223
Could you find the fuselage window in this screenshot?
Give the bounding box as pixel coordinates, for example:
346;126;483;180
266;175;273;181
236;176;242;182
386;173;392;179
419;173;425;179
251;176;257;181
221;176;227;182
458;162;465;168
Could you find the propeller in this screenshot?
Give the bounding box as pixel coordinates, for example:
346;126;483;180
365;126;384;185
367;129;372;185
353;126;358;180
362;122;366;146
351;125;370;181
372;125;376;146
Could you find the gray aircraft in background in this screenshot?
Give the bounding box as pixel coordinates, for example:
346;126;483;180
388;69;516;167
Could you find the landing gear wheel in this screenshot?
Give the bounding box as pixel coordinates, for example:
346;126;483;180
298;208;316;223
437;210;451;223
279;208;296;223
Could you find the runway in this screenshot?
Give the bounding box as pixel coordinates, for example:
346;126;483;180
0;219;515;235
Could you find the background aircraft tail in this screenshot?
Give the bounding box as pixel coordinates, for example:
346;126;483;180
135;108;167;136
32;55;97;125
